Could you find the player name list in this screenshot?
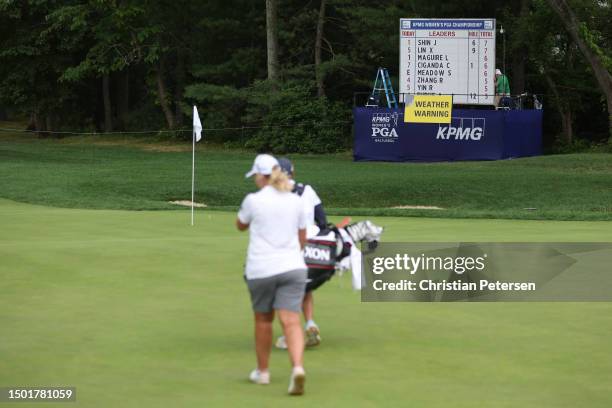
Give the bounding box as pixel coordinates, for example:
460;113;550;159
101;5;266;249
399;19;496;105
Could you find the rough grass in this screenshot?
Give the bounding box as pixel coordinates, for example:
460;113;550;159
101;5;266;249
1;128;611;220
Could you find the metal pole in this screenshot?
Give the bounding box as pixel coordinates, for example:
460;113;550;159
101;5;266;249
191;130;195;226
502;26;506;76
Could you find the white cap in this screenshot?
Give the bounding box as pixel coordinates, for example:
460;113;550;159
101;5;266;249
245;154;279;178
495;69;502;76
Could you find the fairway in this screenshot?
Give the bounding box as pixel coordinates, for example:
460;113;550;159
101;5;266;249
1;198;611;407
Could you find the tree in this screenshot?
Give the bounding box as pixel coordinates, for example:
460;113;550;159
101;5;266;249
155;56;175;129
139;0;207;129
102;74;113;131
315;0;327;97
50;1;150;131
265;0;280;83
1;0;610;150
505;0;531;95
0;1;79;135
546;0;612;141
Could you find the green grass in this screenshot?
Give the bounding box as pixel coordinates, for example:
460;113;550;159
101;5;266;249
1;125;611;407
0;198;611;407
1;129;611;220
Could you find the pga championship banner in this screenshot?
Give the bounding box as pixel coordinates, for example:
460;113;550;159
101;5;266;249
354;107;542;162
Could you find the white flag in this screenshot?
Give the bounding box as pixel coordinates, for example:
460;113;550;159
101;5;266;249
193;105;202;142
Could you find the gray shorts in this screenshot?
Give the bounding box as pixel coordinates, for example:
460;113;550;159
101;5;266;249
246;269;307;313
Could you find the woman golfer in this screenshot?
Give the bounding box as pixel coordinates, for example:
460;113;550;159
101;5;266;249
236;154;308;396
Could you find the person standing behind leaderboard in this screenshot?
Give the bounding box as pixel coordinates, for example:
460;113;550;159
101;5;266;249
276;157;327;349
236;154;308;396
495;68;511;108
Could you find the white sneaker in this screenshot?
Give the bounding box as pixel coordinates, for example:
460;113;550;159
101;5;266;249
305;325;321;348
275;335;288;349
249;369;270;385
288;366;306;395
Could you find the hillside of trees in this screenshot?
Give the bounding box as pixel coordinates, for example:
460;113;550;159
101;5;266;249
0;0;610;153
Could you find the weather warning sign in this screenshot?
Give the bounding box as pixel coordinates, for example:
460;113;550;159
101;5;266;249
399;19;496;105
404;95;453;123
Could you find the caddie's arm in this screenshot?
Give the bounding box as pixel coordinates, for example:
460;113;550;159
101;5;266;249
314;203;328;230
298;228;306;249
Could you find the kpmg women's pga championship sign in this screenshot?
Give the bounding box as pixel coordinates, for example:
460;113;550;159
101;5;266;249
399;18;496;105
352;17;541;162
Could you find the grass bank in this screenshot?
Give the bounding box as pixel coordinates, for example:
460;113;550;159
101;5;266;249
1;128;611;220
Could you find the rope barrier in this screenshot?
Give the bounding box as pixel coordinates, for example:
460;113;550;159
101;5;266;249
0;120;353;136
0;121;353;136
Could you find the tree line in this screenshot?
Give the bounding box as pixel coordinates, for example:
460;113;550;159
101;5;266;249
0;0;610;152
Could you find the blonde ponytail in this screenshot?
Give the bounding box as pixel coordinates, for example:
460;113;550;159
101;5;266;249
268;166;293;192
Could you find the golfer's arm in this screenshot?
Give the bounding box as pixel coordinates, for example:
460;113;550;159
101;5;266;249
236;218;249;231
298;228;307;249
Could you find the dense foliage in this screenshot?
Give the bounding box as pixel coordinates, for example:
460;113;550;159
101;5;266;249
0;0;611;152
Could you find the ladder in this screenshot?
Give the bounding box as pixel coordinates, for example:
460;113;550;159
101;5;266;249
365;67;398;109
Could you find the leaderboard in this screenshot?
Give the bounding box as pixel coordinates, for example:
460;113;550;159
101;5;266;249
399;19;496;105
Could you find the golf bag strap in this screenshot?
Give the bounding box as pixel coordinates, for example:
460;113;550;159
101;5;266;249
321;224;352;260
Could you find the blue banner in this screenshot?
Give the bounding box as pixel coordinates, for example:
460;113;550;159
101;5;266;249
353;108;542;162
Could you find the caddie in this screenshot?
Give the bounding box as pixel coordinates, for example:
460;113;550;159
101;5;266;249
276;157;327;348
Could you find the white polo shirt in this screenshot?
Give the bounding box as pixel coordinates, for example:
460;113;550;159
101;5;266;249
238;185;307;280
299;184;322;227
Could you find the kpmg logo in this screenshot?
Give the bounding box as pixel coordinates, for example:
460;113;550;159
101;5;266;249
436;117;485;141
371;112;399;143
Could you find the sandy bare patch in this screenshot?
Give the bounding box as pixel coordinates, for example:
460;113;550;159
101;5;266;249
170;200;207;208
390;205;445;210
91;140;190;152
139;144;191;152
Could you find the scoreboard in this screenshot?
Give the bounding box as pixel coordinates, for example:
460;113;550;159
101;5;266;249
399;19;496;105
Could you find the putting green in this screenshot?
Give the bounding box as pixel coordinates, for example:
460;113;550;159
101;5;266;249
1;199;611;407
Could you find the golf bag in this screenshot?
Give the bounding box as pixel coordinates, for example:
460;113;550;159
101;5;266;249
303;221;383;292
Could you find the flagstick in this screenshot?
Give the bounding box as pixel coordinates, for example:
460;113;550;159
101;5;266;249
191;130;196;226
